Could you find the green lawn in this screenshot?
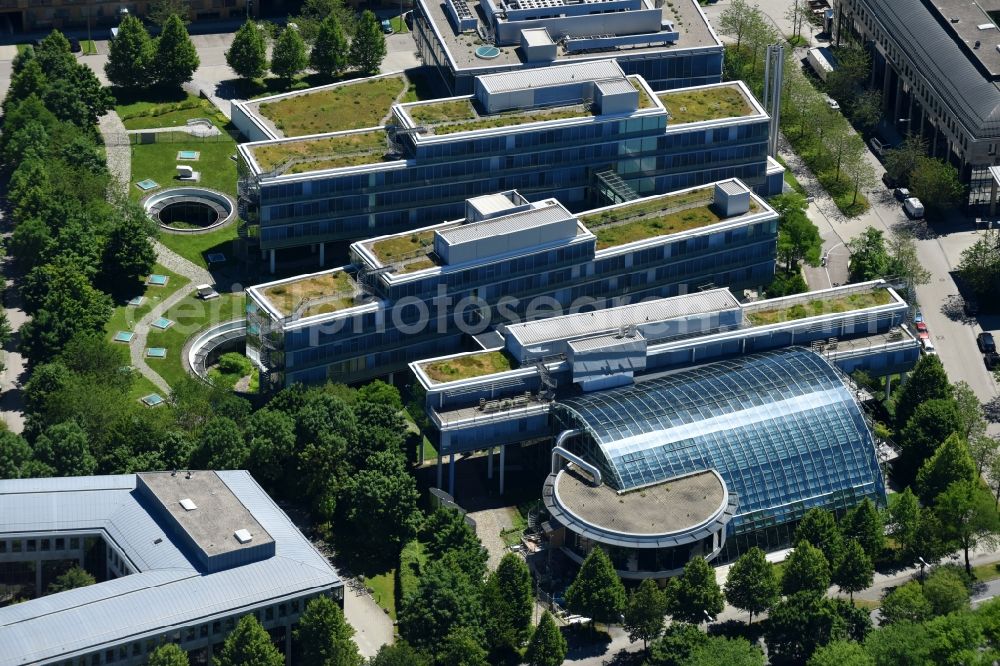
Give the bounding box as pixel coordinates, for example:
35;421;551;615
747;289;893;325
973;560;1000;583
658;85;753;124
81;39;98;55
389;15;410;33
121;96;224;131
421;350;513;383
128;373;167;403
258;75;406;136
365;571;397;619
144;293;245;390
157;224;239;271
105;264;192;343
775;155;808;196
129;132;238;199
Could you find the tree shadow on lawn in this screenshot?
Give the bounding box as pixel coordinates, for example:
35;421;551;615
112;84;189;107
218;72;369;101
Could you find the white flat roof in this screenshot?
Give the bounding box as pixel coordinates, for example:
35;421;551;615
477;59;626;95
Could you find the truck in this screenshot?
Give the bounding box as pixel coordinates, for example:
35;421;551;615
806;47;836;82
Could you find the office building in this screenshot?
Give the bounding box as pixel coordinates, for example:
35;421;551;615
0;471;342;666
833;0;1000;202
412;0;725;94
0;1;252;32
245;178;780;390
235;60;783;268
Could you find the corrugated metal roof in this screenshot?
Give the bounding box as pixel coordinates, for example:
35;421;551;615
568;332;645;352
505;289;741;346
438;201;574;245
859;0;1000;138
478;59;624;95
0;471;340;666
717;180;748;196
596;79;637;96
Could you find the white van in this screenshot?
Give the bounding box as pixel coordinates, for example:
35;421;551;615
904;197;925;219
921;337;937;355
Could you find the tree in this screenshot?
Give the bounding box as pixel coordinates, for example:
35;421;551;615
245;409;296;487
397;559;484;656
826;43;870;106
765;592;847;664
152;14;200;88
934;481;1000;574
923;611;984;666
483;552;534;652
969;435;998;478
349;11;387;75
624;579;668;650
105;14;152;89
149;0;191;26
227;21;268;81
368;642;431;666
524;612;568;666
438;626;488;666
718;0;755;49
863;620;933;666
667;556;724;625
295;595;362;666
0;430;33;479
897;398;963;484
952;381;987;442
774;193;822;271
843;142;877;206
850;90;882;133
795;508;844;566
782;541;831;597
564;547;626;625
807;640;873;666
195;416;248;469
884;136;928;186
46;566;95;593
879;581;932;625
833;539;874;603
841;498;885;561
340;450;420;557
922;566;970;616
271;27;307;81
847;227;892;282
683;636;764;666
33;421;97;476
784;0;808;40
725;547;781;624
293;0;358;41
647;623;708;666
422;508;488;583
148;644;190;666
916;433;976;504
311;14;350;78
887;230;931;297
215;615;284;666
909;156;964;212
956;229;1000;299
101;204;156;294
887;488;921;561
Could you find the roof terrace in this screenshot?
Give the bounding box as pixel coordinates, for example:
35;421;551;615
366;229;444;274
405;97;598;135
744;285;895;326
581;185;762;250
420;349;516;383
247;128;392;176
258;270;362;318
658;83;755;125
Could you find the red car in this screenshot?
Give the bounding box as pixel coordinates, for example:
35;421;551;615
916;321;928;334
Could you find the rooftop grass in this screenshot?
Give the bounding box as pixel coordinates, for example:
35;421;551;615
370;230;436;264
433;105;594;135
396;256;439;274
258;76;407;137
583;187;725;250
746;289;894;326
407;99;477;126
659;85;753;124
262;271;357;317
250;130;388;174
631;79;656;109
129;131;238;199
105;264;190;344
119;95;224;131
422;350;513;383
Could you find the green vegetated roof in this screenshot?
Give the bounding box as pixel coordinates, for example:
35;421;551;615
262;271;358;317
659;85;754;124
406;97;596;136
582;187;752;250
422;350;514;382
258;76;407;137
631;79;656;109
250;129;389;174
370;230;436;264
746;289;894;326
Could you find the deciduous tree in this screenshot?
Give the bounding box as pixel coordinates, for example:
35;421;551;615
782;541;831;597
565;547;627;625
397;559;484;656
439;626;489;666
215;615;284;666
624;578;668;650
483;552;534;652
909;156;964;212
271;26;308;81
841;498;885;561
33;421;96;476
898;397;963;484
683;636;764;666
795;509;843;570
833;539;874;603
724;547;779;625
105;15;152;89
524;612;567;666
916;433;976;504
46;566;95;593
147;644;189;666
311;14;349;78
349;11;387;75
295;595;363;666
879;581;932;625
153;14;200;88
934;481;1000;574
226;21;268;80
422;508;488;583
807;640;873;666
340;450;421;559
848;227;892;282
667;556;724;625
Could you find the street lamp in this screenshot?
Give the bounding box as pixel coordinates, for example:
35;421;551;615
917;556;928;583
703;609;715;624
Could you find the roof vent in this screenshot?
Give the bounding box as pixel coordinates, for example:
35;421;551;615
976;40;982;48
179;498;197;511
234;529;253;544
951;17;960;23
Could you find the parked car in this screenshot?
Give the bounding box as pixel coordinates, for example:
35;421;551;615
823;95;840;110
870;137;887;157
893;187;910;202
987;352;1000;370
903;197;925;219
921;338;937;355
381;19;394;33
69;37;81;53
914;310;924;323
978;331;996;354
917;329;930;341
882;172;898;189
915;321;928;335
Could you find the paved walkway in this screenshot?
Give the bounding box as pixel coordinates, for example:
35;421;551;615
98;111;131;196
467;504;517;571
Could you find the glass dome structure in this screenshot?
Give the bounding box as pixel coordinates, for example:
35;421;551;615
553;347;885;540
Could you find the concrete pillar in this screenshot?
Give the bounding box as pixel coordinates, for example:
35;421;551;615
499;444;506;495
990;179;997;217
319;242;325;267
269;249;276;274
387;372;394;384
931;125;939;158
284;625;292;666
893;76;903;129
487;447;494;480
881;62;892;112
436;456;443;489
34;562;41;598
885;375;892;401
448;452;456;496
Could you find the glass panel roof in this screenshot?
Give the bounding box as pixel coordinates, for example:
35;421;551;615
554;348;884;533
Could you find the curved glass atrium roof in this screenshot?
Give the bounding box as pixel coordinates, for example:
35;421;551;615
554;348;885;534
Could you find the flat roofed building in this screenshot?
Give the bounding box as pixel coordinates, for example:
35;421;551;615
244;179;780;389
0;471;341;666
833;0;1000;201
413;0;724;94
542;347;886;577
236;61;779;268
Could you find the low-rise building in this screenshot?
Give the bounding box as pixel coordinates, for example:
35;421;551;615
235;60;783;269
245;178;780;390
412;0;725;94
0;471;341;666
